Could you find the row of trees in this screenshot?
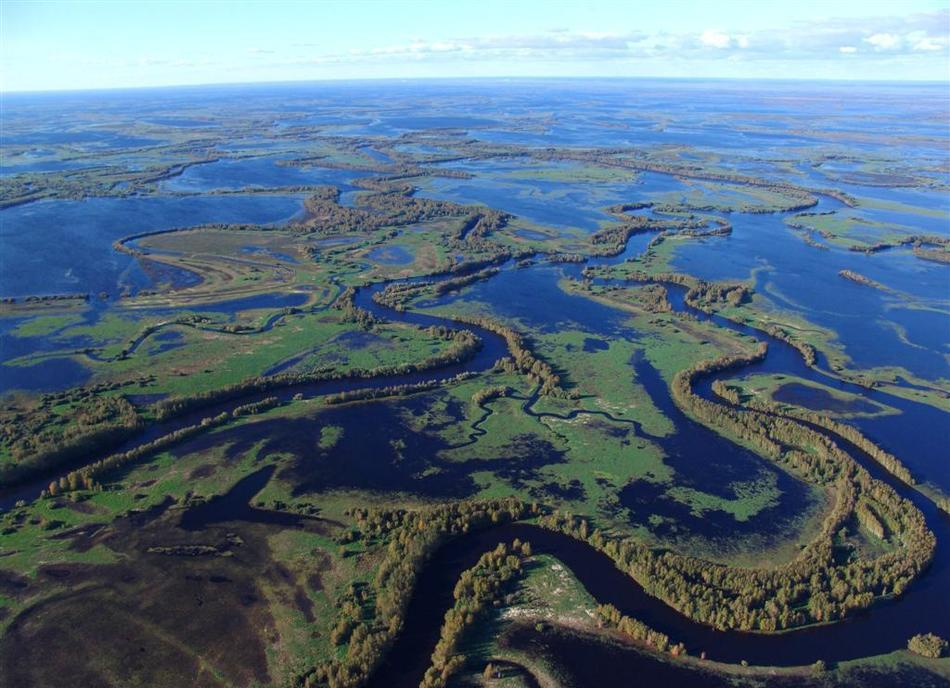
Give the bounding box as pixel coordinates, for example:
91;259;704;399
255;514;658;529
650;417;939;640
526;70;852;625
421;540;531;687
373;281;432;310
595;603;680;656
581;267;822;369
648;348;934;630
433;267;500;297
531;148;857;208
907;633;947;658
14;311;489;491
914;247;950;264
44;396;284;497
371;265;505;311
471;385;510;406
1;390;144;487
855;500;886;540
575;281;672;314
516;338;934;634
684;281;752;309
838;269;886;290
457;209;510;241
323;372;477;406
590;213;711;257
303;499;539;688
300;179;466;235
737;392;918;487
452;315;572;398
151;318;482;421
846;233;949;256
334;287;378;329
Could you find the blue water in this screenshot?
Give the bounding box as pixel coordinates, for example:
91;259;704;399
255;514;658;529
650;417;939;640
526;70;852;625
1;77;946;474
420;160;687;233
0;159;100;177
367;245;414;265
670;205;949;380
1;130;160;148
161;156;364;193
0;195;305;297
430;263;819;543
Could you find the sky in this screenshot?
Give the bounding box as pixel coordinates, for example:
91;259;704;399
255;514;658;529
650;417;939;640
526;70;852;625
2;0;949;92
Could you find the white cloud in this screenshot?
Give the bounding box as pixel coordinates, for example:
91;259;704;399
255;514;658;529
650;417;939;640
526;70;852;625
263;10;950;73
913;37;944;52
864;33;901;50
700;29;731;49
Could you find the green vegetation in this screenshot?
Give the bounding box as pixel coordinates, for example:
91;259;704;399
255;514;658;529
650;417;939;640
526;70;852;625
1;100;947;688
305;500;537;688
421;540;531;687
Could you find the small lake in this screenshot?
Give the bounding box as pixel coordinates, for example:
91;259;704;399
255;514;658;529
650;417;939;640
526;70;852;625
367;245;414;265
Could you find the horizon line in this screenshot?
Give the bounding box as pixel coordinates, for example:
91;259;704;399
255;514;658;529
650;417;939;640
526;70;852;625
4;73;949;96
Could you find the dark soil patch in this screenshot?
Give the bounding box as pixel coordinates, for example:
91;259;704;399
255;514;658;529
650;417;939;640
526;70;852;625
0;501;332;688
190;463;218;479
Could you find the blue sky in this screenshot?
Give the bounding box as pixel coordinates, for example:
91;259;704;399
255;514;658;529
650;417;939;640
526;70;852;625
2;0;949;91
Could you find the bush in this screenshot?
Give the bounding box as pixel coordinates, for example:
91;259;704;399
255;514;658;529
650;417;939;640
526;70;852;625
907;633;947;659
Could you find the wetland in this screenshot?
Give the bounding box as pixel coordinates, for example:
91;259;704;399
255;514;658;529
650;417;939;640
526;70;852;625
0;79;947;688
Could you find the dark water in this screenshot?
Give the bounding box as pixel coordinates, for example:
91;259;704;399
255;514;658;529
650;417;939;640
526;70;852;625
179;465;308;530
160;156;363;193
420;159;686;232
499;625;948;688
0;356;91;393
1;130;160;148
0;217;945;684
366;517;950;687
367;245;414;265
619;355;820;544
144;117;217;128
0;291;312;395
635;278;950;494
0;195;304;297
146;329;185;355
357;257;947;677
680;289;950;494
0;159;99;176
772;382;881;415
0;277;510;505
582;337;608;352
434;263;820;545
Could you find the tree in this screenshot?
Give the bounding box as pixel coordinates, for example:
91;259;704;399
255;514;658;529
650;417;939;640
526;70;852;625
907;633;947;659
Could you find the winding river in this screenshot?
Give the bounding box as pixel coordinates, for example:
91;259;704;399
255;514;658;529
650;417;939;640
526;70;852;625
1;211;947;681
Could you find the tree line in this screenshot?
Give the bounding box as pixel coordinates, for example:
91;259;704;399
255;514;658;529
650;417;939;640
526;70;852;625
302;499;539;688
737;390;919;488
523;341;934;635
529;148;857;208
595;603;682;656
1;389;143;488
452;315;573;398
420;540;531;687
323;372;477;406
44;397;283;496
23;320;485;494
